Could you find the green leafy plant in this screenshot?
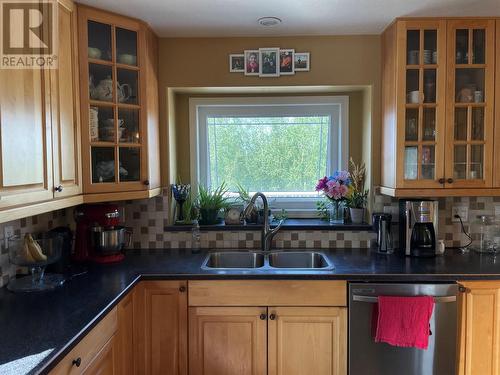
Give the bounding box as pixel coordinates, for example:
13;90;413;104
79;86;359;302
176;193;199;224
198;183;231;210
345;158;369;209
273;209;289;222
316;200;330;221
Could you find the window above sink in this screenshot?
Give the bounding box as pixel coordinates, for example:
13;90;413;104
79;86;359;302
189;96;349;216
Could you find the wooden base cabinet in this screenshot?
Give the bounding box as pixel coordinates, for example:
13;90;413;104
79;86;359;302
268;307;347;375
188;281;347;375
458;281;500;375
189;307;268;375
134;280;188;375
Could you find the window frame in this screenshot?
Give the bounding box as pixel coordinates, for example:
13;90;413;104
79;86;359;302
189;96;349;217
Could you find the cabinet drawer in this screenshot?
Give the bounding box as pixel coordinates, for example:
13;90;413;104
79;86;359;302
188;280;347;307
50;307;118;375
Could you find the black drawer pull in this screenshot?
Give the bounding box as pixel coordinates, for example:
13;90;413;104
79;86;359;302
72;357;81;367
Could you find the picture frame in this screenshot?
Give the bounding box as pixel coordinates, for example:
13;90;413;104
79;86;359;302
294;52;310;71
279;49;294;75
244;50;260;76
259;47;280;77
229;54;245;72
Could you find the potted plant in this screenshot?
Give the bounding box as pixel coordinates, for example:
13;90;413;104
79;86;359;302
346;158;369;224
315;171;351;224
237;183;262;224
197;183;230;225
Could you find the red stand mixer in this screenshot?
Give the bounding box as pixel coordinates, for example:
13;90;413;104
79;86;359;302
74;204;131;263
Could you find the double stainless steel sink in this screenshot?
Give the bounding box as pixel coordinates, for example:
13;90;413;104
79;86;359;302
201;250;334;270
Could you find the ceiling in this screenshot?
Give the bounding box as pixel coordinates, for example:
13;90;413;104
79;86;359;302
78;0;500;37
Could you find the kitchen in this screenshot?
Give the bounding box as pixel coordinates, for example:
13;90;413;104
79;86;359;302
1;0;500;374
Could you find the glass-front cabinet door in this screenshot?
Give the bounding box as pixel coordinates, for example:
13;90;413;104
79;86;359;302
79;8;146;193
445;20;495;188
397;20;446;188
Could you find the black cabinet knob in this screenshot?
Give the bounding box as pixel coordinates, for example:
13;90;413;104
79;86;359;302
459;285;468;293
269;313;276;320
259;313;267;320
54;185;63;192
438;178;445;184
179;286;186;293
72;357;81;367
144;180;150;186
447;178;454;184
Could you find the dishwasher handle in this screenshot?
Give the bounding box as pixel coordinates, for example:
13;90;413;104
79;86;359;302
352;295;456;303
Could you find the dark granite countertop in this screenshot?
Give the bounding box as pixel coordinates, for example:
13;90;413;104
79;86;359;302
3;248;500;375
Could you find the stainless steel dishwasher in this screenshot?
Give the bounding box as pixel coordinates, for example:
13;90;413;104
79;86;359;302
349;283;458;375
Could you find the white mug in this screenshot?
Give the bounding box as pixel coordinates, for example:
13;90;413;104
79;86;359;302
474;91;483;103
407;90;420;104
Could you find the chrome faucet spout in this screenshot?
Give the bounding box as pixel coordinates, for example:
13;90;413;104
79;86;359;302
243;192;282;252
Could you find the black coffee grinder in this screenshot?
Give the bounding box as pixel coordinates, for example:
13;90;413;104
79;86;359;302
399;199;438;257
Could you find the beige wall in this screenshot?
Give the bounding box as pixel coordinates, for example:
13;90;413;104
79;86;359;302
158;35;382;188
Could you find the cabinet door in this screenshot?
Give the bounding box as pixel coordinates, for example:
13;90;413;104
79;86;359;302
445;20;495;188
396;20;446;189
50;0;81;198
0;68;53;208
268;307;347;375
458;282;500;375
189;306;267;375
494;20;500;187
78;6;148;194
134;280;188;375
82;336;117;375
116;291;134;375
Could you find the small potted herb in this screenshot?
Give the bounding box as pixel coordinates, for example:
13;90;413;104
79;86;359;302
346;158;369;224
197;183;230;225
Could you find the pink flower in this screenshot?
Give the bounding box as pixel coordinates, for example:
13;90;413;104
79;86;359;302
315;176;328;191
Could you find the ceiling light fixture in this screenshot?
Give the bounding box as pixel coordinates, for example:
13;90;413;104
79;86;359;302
258;17;282;27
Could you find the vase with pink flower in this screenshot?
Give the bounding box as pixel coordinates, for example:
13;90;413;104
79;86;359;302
315;171;351;224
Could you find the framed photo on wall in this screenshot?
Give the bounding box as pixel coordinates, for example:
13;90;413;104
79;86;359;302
279;49;294;75
259;47;280;77
244;50;260;76
229;54;245;72
294;52;310;71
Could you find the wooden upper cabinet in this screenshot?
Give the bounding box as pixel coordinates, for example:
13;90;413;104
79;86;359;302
189;306;268;375
458;281;500;375
77;5;161;197
268;307;347;375
381;18;497;197
0;68;54;208
50;0;82;198
495;19;500;188
134;280;188;375
445;20;495;189
382;20;447;192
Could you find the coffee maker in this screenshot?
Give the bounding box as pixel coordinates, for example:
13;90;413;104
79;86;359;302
74;204;129;263
399;200;438;257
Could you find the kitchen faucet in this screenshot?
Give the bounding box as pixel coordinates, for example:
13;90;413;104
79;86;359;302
243;192;284;251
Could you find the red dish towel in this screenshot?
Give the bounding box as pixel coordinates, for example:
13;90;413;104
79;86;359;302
374;296;435;350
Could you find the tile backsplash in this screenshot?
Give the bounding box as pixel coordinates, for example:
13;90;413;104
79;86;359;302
0;193;499;287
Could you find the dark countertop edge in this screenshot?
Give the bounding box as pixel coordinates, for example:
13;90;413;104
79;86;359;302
35;270;500;374
165;219;372;232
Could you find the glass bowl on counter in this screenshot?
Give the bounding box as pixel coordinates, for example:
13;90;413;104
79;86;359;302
7;233;65;292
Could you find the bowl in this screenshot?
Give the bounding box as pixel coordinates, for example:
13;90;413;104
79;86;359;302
88;47;102;59
9;234;63;267
118;54;136;65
